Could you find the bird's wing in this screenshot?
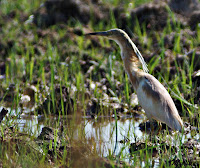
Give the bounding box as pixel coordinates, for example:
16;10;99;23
140;74;183;130
142;74;178;116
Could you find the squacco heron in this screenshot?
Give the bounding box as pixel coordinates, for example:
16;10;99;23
86;28;183;132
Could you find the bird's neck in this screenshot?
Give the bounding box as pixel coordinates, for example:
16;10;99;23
116;38;141;70
123;55;144;90
114;38;144;90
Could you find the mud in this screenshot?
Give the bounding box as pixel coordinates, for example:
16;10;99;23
168;138;200;167
169;0;200;17
32;0;200;31
129;134;200;167
37;85;74;115
0;108;8;123
33;0;110;27
139;121;170;133
189;11;200;30
130;2;169;31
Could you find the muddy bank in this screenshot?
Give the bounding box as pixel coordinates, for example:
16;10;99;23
33;0;110;27
32;0;200;31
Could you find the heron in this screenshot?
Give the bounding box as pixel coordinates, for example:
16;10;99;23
86;28;183;132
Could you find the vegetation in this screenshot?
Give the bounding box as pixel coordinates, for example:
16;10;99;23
0;0;200;167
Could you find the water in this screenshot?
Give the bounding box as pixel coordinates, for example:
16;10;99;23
84;117;144;156
0;106;193;167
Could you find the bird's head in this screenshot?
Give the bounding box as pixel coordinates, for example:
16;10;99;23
86;28;128;42
86;28;149;73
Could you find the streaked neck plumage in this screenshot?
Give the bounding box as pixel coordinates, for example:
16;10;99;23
111;33;148;90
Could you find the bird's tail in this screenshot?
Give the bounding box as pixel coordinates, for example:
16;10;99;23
171;114;183;132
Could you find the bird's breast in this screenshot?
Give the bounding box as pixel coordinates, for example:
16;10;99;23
136;80;156;114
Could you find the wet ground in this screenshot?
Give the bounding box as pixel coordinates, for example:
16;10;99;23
1;105;200;167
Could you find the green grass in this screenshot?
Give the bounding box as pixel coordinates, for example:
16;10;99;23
0;0;44;14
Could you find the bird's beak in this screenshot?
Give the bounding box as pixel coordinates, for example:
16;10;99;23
85;31;108;37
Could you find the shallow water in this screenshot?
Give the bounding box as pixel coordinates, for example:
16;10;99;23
1;106;196;167
84;117;144;156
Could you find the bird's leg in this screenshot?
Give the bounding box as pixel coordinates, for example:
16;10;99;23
149;121;162;136
149;121;157;141
146;115;154;133
150;121;155;133
152;122;162;135
156;122;162;133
